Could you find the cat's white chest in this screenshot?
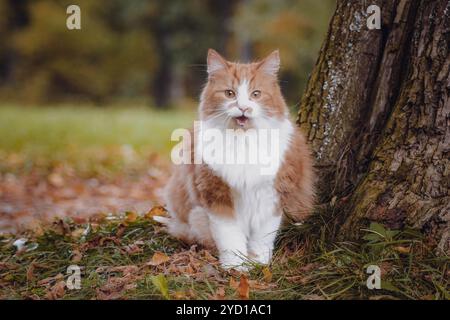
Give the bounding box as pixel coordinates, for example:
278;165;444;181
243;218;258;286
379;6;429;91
231;183;279;236
197;118;293;233
198;118;293;190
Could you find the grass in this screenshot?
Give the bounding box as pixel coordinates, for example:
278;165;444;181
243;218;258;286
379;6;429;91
0;105;195;176
0;212;448;300
0;105;448;300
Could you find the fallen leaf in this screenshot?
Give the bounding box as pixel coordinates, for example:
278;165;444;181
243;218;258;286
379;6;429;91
215;286;226;299
115;223;126;237
151;274;169;299
147;251;170;266
145;206;168;219
124;244;143;255
54;219;71;235
229;277;239;289
299;263;319;272
262;267;272;282
48;173;64;187
107;265;140;276
125;211;138;223
96;289;123;300
72;216;87;224
180;264;195;275
173;291;187;300
99;236;121;246
0;262;19;271
394;246;410;254
237;275;250;299
202;264;219;278
38;273;64;287
71;249;83;263
26;263;35;281
45;280;66;300
248;280;272;290
202;250;217;263
96;266;141;300
71;228;85;239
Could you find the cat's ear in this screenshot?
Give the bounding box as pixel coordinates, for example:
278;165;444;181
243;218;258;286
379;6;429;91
258;50;280;77
207;49;228;75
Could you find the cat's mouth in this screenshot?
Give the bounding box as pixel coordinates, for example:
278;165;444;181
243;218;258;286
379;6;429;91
234;115;249;127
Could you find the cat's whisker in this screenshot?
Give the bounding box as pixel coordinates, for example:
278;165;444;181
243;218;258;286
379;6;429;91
205;110;228;122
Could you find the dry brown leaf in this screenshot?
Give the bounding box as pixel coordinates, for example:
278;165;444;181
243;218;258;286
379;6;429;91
45;280;66;300
38;273;64;286
299;263;319;272
202;264;219;278
96;290;122;300
144;206;168;219
71;249;83;263
115;223;126;237
99;236;121;246
173;291;187;300
125;211;137;223
96;269;140;300
72;216;88;224
71;228;85;239
147;251;170;266
202;250;218;263
54;219;71;235
237;275;250;299
262;267;272;282
394;246;410;254
48;173;64;187
108;265;140;276
124;244;143;255
0;262;19;271
215;286;226;299
182;264;195;275
229;277;239;289
187;288;197;299
248;280;274;290
26;263;35;281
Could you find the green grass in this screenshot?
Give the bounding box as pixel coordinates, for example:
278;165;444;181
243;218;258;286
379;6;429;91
0;213;448;300
0;105;195;175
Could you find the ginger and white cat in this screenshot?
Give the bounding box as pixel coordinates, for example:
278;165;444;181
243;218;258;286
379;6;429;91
157;49;314;270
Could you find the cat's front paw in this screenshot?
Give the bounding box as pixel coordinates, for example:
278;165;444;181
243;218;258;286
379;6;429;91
250;252;271;265
248;244;272;265
219;252;248;272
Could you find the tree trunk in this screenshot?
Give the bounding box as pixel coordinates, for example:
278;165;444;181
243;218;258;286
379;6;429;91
297;0;449;253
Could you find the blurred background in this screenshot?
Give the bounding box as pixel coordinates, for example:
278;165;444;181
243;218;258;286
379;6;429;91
0;0;335;233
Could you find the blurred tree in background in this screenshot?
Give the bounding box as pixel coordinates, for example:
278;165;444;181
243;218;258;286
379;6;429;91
0;0;335;107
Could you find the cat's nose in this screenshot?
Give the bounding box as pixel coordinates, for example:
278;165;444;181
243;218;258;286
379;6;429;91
238;106;252;114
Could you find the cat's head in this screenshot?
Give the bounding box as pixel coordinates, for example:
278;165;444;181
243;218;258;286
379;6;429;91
199;49;288;129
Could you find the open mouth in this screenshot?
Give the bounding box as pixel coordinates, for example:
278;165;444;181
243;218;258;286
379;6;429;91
234;115;249;127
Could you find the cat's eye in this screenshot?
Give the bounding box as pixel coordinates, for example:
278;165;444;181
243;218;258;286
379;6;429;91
224;90;235;98
251;90;261;99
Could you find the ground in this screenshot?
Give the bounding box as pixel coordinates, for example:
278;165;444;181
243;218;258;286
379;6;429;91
0;106;448;300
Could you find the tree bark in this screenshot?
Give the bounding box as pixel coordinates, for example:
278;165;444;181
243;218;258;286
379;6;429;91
297;0;449;253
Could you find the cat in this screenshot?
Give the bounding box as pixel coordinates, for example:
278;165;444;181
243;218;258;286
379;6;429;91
156;49;314;271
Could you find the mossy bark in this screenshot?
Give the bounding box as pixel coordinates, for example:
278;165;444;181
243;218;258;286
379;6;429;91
298;0;449;252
